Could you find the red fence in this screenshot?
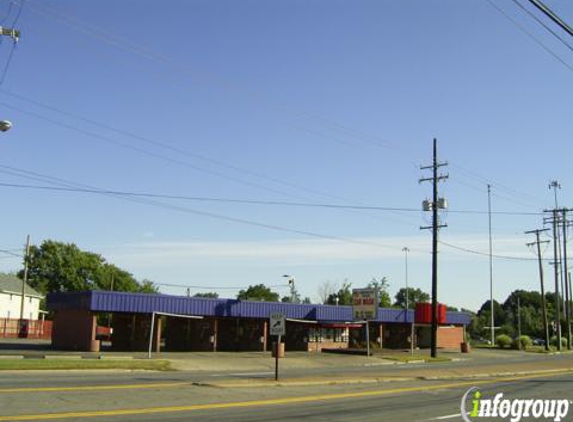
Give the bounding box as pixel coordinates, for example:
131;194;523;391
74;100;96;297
0;318;53;339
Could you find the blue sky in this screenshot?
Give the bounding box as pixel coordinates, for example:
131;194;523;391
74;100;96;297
0;0;571;310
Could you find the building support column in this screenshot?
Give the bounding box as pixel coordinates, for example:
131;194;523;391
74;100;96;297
212;319;218;352
263;320;268;352
154;317;162;353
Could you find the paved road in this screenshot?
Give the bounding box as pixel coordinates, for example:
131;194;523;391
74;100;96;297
0;350;570;390
0;372;571;421
0;354;572;421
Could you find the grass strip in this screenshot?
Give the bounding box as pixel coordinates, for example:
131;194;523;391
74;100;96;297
0;358;173;371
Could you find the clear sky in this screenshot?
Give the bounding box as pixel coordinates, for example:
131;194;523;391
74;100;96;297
0;0;571;311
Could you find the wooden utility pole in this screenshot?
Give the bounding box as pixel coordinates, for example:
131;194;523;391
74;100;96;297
420;138;448;358
525;229;550;351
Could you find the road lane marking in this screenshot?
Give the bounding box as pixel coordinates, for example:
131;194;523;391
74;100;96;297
0;382;188;393
430;414;463;420
0;370;571;421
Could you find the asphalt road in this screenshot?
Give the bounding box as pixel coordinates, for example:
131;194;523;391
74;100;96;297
0;356;572;422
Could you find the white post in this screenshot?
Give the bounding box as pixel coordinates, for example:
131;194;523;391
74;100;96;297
147;312;156;359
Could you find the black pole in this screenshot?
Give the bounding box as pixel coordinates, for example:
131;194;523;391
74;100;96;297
275;334;280;381
562;209;571;349
552;210;563;351
430;138;439;359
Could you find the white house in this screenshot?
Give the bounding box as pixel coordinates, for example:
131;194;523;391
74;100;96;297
0;273;43;320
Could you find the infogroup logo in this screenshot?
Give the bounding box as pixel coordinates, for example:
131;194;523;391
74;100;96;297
460;387;571;422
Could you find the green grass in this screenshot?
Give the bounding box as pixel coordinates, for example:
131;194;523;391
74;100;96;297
0;358;173;371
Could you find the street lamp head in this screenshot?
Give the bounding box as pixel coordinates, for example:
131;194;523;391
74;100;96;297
0;120;12;132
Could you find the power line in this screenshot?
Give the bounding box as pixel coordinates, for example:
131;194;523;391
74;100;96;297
0;164;428;254
483;0;573;72
526;0;573;38
0;93;421;230
19;0;545;213
509;0;573;52
0;181;544;216
0;247;22;258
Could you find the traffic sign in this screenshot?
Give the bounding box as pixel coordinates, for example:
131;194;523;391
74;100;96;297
270;312;286;336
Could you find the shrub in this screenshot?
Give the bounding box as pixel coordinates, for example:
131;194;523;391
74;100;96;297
496;334;512;348
550;336;568;348
512;335;532;350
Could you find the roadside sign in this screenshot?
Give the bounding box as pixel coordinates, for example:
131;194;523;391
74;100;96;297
270;312;286;336
352;288;378;320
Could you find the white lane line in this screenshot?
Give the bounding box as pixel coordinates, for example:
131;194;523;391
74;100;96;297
430;413;463;420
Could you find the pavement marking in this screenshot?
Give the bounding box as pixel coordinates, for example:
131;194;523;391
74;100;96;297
0;370;570;421
430;414;463;420
0;382;188;393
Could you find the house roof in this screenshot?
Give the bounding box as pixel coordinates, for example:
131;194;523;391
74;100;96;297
47;290;471;325
0;274;43;298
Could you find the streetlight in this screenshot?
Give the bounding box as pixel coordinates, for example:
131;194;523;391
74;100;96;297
0;120;12;132
402;247;414;355
282;274;296;303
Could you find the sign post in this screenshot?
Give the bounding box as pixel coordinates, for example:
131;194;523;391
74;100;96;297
270;312;286;381
352;289;378;357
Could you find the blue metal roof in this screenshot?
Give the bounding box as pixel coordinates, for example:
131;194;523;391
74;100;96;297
47;291;471;325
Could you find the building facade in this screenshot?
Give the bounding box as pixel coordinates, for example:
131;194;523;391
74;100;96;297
0;274;42;320
48;290;470;353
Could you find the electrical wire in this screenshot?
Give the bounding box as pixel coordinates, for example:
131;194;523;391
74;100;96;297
0;164;430;254
509;0;573;52
483;0;573;72
0;247;22;258
8;1;550;221
0;93;422;230
0;181;545;216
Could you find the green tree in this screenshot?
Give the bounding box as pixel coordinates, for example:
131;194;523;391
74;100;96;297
21;240;156;294
394;287;430;308
193;292;219;299
368;277;392;308
237;284;279;302
326;281;353;305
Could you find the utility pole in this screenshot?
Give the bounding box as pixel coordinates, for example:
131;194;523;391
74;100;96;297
19;235;31;322
545;208;563;351
420;138;448;358
525;229;550;351
403;247;414;355
549;181;565;316
562;209;571;349
517;296;522;338
487;184;495;348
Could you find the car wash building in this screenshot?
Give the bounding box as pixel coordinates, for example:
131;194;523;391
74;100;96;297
47;291;470;353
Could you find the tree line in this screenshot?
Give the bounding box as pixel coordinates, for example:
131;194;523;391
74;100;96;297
468;289;567;341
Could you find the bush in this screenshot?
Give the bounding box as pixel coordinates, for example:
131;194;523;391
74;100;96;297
550;336;568;348
496;334;512;348
512;335;532;350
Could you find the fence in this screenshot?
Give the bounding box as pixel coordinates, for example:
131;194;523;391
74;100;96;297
0;318;52;339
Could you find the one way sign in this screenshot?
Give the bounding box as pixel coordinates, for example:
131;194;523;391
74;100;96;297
269;312;286;336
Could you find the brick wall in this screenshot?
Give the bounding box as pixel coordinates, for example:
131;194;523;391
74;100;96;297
437;326;464;349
